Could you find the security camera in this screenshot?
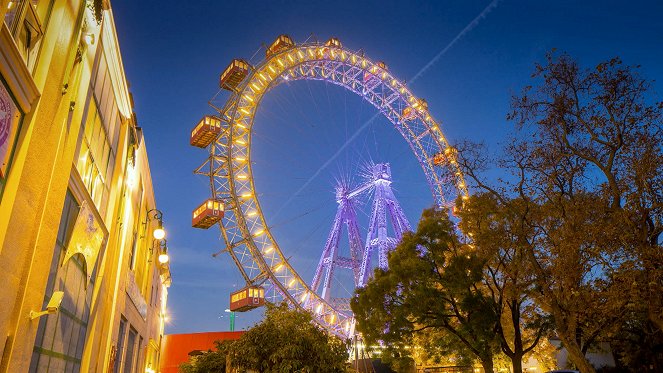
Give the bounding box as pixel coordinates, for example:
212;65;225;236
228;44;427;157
46;291;64;313
30;291;65;320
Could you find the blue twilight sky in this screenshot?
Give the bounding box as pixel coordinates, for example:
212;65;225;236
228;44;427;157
111;1;663;334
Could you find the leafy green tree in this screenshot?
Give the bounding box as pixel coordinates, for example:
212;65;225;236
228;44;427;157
454;52;663;373
351;208;500;373
229;302;349;373
179;303;349;373
179;341;232;373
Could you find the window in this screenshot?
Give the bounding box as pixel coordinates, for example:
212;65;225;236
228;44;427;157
75;41;123;216
29;191;96;373
76;101;114;215
4;1;53;73
114;318;127;373
123;327;137;373
128;231;137;269
0;79;23;197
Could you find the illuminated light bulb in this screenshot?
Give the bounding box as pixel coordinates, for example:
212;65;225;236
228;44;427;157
153;227;165;240
253;229;264;237
158;253;169;264
235;157;246;162
288;278;296;288
236;174;248;180
300;292;308;303
264;246;274;254
247;211;258;217
235;139;246;145
241;192;252;198
277;58;284;67
329;313;336;323
316;304;323;314
243;94;254;102
239;108;250;115
273;263;283;272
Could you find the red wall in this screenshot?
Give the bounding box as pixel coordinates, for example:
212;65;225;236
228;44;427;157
160;331;244;373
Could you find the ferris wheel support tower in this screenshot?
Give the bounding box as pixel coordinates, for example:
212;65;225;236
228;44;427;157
358;163;412;286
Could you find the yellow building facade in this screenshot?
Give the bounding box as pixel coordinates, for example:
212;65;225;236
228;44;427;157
0;1;171;372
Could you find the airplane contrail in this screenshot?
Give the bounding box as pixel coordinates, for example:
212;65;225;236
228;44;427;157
273;0;501;219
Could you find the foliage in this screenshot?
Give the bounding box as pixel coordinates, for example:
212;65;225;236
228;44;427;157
351;208;500;373
180;303;349;373
454;52;663;373
230;302;349;373
179;341;232;373
608;309;663;372
457;193;552;373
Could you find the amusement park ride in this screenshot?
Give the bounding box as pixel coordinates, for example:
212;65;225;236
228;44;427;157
189;34;469;339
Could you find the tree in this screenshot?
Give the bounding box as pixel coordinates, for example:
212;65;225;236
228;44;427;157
228;302;349;373
454;52;663;373
457;193;551;373
179;303;349;373
179;341;232;373
351;208;500;373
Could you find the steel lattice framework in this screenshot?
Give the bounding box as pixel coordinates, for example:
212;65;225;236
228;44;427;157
195;37;468;338
311;163;412;318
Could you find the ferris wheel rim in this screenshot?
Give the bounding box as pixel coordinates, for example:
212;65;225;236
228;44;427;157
209;39;468;338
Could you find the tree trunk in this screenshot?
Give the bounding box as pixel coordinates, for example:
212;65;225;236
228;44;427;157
558;333;596;373
512;355;523;373
511;299;524;373
481;357;494;373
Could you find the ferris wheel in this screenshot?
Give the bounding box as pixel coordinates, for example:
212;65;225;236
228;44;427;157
190;35;468;339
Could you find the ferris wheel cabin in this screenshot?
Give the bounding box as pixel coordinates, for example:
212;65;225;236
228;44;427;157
190;115;223;148
432;146;457;166
219;59;251;91
401;98;428;120
229;286;265;312
324;37;342;48
192;199;224;229
266;34;294;58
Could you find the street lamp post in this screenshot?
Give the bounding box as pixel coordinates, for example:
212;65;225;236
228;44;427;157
224;309;235;331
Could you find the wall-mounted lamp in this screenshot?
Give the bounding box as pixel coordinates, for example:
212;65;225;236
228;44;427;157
145;209;165;240
151;238;169;265
30;291;64;320
158;244;170;264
